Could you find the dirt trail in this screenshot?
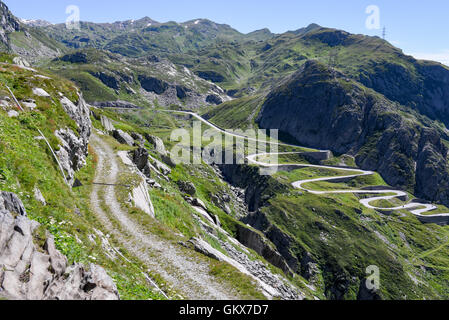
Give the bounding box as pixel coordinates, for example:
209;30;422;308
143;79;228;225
89;132;238;300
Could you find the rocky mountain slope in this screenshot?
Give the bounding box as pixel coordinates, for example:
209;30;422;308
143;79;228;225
257;60;449;205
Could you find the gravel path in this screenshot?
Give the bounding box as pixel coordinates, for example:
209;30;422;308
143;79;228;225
89;132;238;300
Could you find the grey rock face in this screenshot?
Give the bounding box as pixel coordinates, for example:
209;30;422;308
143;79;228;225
257;60;449;205
59;95;92;147
93;101;140;109
130;148;152;178
235;223;293;276
59;52;88;64
145;134;167;156
56;94;92;185
150;156;172;175
33;187;46;206
177;180;196;196
357;279;382;300
206;94;223;105
100;115;115;133
0;1;20;45
358;60;449;127
138;75;169;94
0;192;119;300
176;85;190;99
195;70;225;83
92;71;120;90
415;128;449;204
112;129;134;146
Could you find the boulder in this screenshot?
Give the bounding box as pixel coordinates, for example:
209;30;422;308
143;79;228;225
0;191;26;216
130;148;152;178
161;154;176;168
56;94;92;185
112;129;134;146
12;56;30;68
55;128;88;185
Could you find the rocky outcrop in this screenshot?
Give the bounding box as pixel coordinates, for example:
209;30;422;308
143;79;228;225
358;60;449;127
130;181;155;217
219;164;287;212
176;85;190;99
0;2;61;61
145;134;167;156
100;115;115;133
92;71;120;90
188;237;302;300
56;94;92;186
129;147;171;180
0;192;119;300
257;60;449;205
218;163;303;276
0;1;21;46
195;70;225;83
357;279;382;300
206;94;223;105
59;52;88;64
177;180;196;196
415;128;449;204
92;100;141;109
138;75;169;94
55;129;88;186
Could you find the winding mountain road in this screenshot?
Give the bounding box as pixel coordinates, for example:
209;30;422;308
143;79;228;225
165;110;449;222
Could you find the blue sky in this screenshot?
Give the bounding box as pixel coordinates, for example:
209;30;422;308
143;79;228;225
4;0;449;65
